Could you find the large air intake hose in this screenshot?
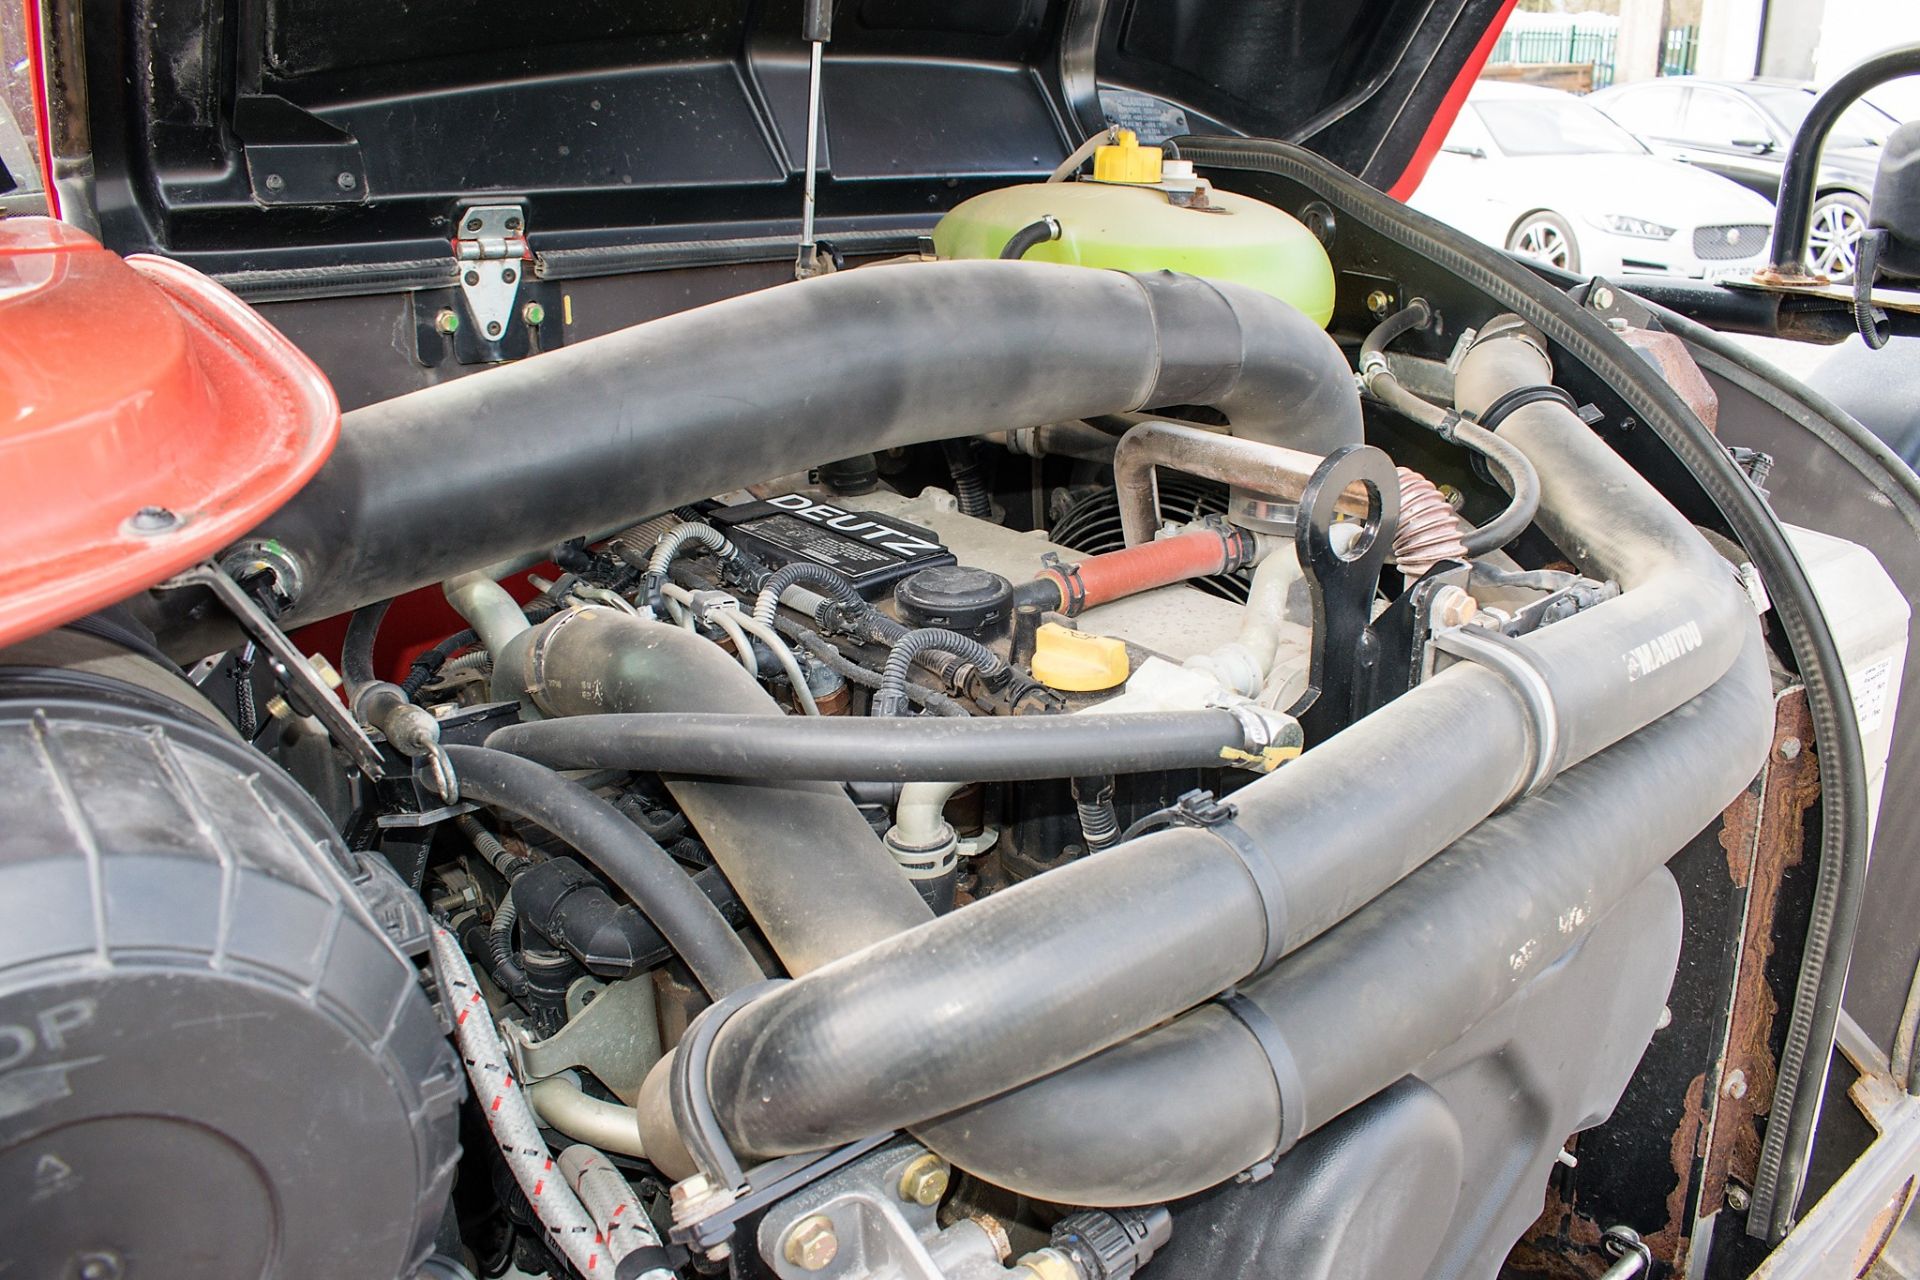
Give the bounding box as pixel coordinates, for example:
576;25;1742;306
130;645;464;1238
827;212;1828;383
630;318;1767;1180
152;261;1362;647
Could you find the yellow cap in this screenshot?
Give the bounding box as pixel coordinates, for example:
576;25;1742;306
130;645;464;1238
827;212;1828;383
1091;129;1164;185
1030;623;1131;692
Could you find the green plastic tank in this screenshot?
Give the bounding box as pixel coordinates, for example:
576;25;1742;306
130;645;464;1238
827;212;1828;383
932;152;1336;327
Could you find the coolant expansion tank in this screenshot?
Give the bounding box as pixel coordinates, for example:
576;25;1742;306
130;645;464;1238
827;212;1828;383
933;171;1335;326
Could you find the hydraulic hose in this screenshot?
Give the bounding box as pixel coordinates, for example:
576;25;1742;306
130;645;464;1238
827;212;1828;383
487;709;1268;782
441;745;763;998
913;630;1771;1202
495;608;934;975
149;261;1362;647
634;336;1762;1165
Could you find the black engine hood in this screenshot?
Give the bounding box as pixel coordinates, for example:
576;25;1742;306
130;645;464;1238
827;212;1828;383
63;0;1511;279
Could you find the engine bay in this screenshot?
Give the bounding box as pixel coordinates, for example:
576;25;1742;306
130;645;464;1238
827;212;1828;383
0;122;1892;1280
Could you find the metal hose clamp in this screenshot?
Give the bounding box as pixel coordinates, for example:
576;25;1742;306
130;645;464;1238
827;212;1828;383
1430;625;1565;804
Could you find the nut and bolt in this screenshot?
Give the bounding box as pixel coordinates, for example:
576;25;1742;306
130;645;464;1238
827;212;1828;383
1726;1184;1751;1212
336;171;358;191
1592;285;1616;310
1365;289;1395;317
125;505;182;534
434;309;461;335
898;1154;950;1207
263;173;285;192
1430;584;1479;630
1778;736;1802;760
1722;1069;1748;1100
522;301;546;326
783;1214;839;1271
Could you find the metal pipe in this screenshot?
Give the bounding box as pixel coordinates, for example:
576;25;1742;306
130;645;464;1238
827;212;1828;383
1112;420;1362;546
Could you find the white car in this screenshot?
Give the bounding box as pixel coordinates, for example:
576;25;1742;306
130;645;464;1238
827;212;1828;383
1408;81;1778;278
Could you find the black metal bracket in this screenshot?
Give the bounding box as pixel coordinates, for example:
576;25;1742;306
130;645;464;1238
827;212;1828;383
1289;444;1401;744
1352;560;1471;717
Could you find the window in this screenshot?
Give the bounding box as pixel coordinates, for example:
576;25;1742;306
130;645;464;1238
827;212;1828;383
1749;87;1894;150
1473;98;1648;158
1598;84;1687;139
1443;108;1496;156
1681;91;1774;149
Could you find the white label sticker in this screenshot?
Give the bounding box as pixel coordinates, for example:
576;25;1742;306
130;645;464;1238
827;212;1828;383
1851;656;1895;737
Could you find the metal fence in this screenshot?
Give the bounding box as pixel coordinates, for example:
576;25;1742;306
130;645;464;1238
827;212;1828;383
1662;25;1700;78
1489;25;1620;88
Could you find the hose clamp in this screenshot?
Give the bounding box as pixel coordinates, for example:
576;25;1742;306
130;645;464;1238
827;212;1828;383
668;978;791;1193
1122;790;1289;974
1214;989;1305;1180
1039;552;1087;617
1466;384;1577;434
1430;625;1565;805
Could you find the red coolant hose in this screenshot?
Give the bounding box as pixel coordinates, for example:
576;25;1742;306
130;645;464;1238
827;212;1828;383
1020;527;1253;617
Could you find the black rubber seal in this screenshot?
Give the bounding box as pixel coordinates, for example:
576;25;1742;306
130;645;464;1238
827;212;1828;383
1469;384;1578;434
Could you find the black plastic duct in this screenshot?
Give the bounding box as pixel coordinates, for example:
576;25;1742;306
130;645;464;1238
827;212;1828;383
151;261;1362;646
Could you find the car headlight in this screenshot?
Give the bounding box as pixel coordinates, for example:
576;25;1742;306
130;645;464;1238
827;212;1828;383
1587;213;1676;240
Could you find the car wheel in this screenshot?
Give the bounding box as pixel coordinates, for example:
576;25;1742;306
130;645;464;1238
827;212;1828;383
1807;192;1870;283
1506;212;1582;273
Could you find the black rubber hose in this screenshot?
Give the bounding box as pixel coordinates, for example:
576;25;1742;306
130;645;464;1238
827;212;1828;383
999;216;1062;260
495;608;934;975
400;628;480;698
875;628;1005;717
1359;303;1541;556
911;629;1772;1202
1451;418;1543;557
340;600;390;699
486;710;1259;781
441;745;762;998
632;312;1761;1169
942;439;993;518
1179;133;1865;1239
146;261;1362;648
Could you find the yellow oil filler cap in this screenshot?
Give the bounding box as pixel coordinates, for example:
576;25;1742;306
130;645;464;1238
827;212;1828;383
1091;129;1164;185
1031;623;1131;692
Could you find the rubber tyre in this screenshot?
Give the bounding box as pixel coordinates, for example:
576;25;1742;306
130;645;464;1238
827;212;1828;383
1506;211;1582;274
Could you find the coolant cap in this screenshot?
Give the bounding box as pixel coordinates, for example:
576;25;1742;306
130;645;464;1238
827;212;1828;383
0;219;339;649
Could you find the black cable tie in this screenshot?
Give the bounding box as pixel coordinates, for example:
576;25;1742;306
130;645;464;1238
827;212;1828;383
1122;790;1289;973
1214;988;1306;1180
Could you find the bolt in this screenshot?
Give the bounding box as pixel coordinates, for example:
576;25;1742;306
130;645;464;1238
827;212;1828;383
466;217;483;232
75;1253;122;1280
522;301;546;326
502;267;518;284
464;269;480;286
336;171;358;191
1607;316;1630;332
126;505;181;534
434;309;460;335
1431;584;1479;630
1365;289;1395;317
1723;1069;1748;1100
1727;1184;1751;1212
263;173;284;192
506;215;522;230
486;321;503;338
1778;736;1802;760
1593;285;1615;310
898;1154;950;1206
784;1215;839;1271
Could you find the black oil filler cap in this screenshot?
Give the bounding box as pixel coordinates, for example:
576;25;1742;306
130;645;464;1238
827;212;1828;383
895;564;1015;637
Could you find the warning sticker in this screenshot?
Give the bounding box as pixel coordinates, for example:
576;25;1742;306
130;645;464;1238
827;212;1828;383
1851;655;1895;736
1100;90;1191;145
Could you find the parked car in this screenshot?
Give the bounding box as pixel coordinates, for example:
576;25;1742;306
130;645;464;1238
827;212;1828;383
1408;81;1777;279
1590;77;1897;281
